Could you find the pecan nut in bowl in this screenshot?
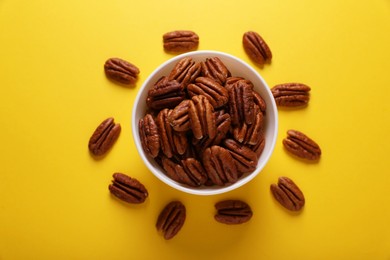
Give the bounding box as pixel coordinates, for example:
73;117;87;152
168;57;201;88
187;77;229;109
88;117;121;156
270;176;305;211
139;114;160;158
215;200;253;224
146;76;186;111
222;139;258;175
108;173;148;204
283;130;321;161
163;30;199;53
188;95;216;140
201;57;231;85
228;79;255;126
104;58;140;85
156;201;186;240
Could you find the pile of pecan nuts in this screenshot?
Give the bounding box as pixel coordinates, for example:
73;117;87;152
88;30;322;240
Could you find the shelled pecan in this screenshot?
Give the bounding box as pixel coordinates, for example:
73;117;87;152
187;77;229;108
139;114;160;158
104;58;140;84
108;173;148;204
156;201;186;240
201;57;231;85
270;176;305;211
223;139;258;174
243;31;272;65
168;57;201;88
214;200;253;224
283;130;321;160
163;30;199;53
88;117;121;156
146;77;186;110
271;83;311;107
228;79;255;126
188;95;216;140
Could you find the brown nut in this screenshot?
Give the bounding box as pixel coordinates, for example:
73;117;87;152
139;114;160;158
253;89;267;113
161;156;207;187
188;77;229;109
156;201;186;240
104;58;140;84
109;173;148;204
283;130;321;160
163;30;199;53
270;176;305;211
232;104;264;145
249;136;266;159
156;109;188;158
215;200;253;224
228;79;255;126
168;57;201;88
188;95;216;140
222;139;258;175
146;77;186;111
271;83;311;107
168;100;191;132
202;146;238;186
88;117;121;156
243;31;272;65
201;57;231;85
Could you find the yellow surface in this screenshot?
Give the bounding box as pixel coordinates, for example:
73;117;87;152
0;0;389;259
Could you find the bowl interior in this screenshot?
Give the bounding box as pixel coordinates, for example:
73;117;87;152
132;50;278;195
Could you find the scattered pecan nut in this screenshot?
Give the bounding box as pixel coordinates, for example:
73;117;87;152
104;58;140;84
168;57;201;88
214;200;253;224
188;95;216;140
228;79;255;126
187;77;229;109
139;114;160;158
270;176;305;211
243;31;272;65
202;145;238;186
88;117;121;156
201;57;231;85
163;30;199;53
283;130;321;160
108;173;148;204
271;83;311;107
146;77;186;111
156;201;186;240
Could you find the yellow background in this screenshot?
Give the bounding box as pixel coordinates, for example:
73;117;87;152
1;0;389;259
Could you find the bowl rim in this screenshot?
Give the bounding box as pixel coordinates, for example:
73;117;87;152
132;50;278;195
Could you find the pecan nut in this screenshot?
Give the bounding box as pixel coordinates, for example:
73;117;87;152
188;95;216;140
188;77;229;109
88;117;121;156
271;83;311;107
139;114;160;158
270;176;305;211
201;57;231;85
156;201;186;240
202;146;238;186
168;57;201;88
243;31;272;65
146;77;186;111
163;30;199;53
108;173;148;204
249;137;265;159
283;130;321;160
168;100;191;132
161;156;207;187
253;90;267;113
228;79;255;126
215;200;253;224
232;104;264;145
104;58;140;84
223;139;258;174
156;109;188;158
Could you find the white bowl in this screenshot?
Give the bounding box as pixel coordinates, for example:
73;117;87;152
132;50;278;195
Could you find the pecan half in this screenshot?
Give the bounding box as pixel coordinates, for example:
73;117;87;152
139;114;160;158
156;109;188;158
188;95;216;140
168;57;201;88
270;176;305;211
168;100;191;132
156;201;186;240
201;57;231;85
215;200;253;224
104;58;140;84
188;77;229;109
88;117;121;156
223;139;258;174
253;90;267;113
202;146;238;186
249;136;265;159
271;83;311;107
108;173;148;204
146;77;186;111
243;31;272;65
163;30;199;53
228;79;255;126
283;130;321;160
232;104;264;145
